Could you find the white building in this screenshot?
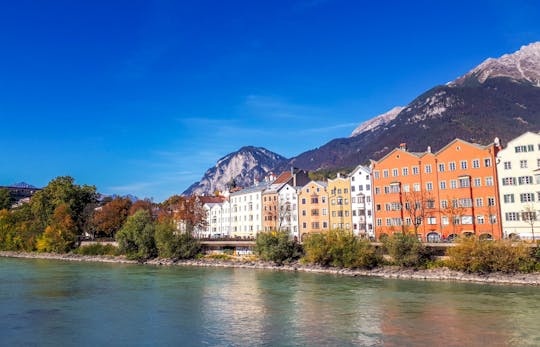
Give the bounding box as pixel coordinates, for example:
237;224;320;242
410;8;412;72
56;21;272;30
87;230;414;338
349;165;374;238
230;182;269;238
204;200;231;238
277;183;301;239
497;132;540;240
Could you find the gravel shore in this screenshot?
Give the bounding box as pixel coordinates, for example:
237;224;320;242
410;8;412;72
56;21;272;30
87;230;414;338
2;251;540;286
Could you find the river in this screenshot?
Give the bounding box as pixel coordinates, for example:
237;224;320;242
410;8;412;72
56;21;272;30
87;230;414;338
1;257;539;346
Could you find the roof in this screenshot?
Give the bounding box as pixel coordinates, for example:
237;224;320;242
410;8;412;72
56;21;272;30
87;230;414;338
230;181;272;196
198;196;227;204
273;171;293;184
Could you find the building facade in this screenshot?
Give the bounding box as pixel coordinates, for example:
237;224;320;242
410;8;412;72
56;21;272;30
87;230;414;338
328;174;352;231
497;132;540;240
277;183;301;239
298;181;329;240
349;165;374;237
230;183;268;238
372;139;502;241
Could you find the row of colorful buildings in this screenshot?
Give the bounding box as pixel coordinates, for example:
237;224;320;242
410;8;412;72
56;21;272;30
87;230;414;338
199;132;540;242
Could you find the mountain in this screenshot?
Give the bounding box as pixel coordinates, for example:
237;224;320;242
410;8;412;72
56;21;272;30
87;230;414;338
289;42;540;170
185;42;540;194
183;146;288;196
10;182;37;189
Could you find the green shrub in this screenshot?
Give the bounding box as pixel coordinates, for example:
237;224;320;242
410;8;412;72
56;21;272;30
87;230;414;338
303;229;381;269
74;243;119;256
155;218;201;260
383;233;430;268
116;210;157;261
255;230;303;264
446;238;535;273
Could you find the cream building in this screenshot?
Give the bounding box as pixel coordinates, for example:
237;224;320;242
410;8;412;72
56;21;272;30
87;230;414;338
497;132;540;240
230;183;269;238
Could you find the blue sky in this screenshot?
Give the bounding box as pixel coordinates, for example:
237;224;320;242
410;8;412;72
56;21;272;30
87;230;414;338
1;0;539;201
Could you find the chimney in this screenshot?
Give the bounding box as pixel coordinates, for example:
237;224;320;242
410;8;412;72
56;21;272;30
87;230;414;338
292;167;297;187
337;172;341;178
399;143;407;151
427;146;431;153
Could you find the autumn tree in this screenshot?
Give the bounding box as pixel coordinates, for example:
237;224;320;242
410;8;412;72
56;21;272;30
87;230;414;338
36;203;78;253
160;195;208;236
91;197;132;238
129;199;155;217
0;189;12;210
521;204;537;241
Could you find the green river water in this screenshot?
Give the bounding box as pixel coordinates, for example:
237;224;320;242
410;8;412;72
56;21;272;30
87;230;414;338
1;257;539;346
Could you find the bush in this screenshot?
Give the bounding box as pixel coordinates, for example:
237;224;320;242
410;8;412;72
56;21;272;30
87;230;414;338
155;219;201;260
383;233;430;268
74;243;119;256
303;229;381;269
116;210;157;261
447;237;535;273
255;230;303;264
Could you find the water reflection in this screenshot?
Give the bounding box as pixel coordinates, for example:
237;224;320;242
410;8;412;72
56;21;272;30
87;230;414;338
1;258;540;347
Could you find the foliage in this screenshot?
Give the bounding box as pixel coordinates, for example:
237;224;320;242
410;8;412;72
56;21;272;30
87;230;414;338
0;189;12;210
160;195;208;235
255;230;303;264
308;168;353;181
446;237;535;273
129;199;155;217
383;233;430;268
303;229;381;268
206;253;233;260
74;243;119;256
36;204;78;253
154;218;201;260
115;210;157;261
91;197;132;237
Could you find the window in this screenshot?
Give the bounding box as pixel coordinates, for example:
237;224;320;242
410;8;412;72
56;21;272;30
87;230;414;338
489;215;497;224
427;217;437;225
323;222;328;228
485;177;494;186
504;161;512;170
488;197;496;206
460;160;468;170
311;209;319;216
312;222;320;229
376;218;382;226
301;198;306;204
358;185;363;191
449;162;456;171
440;200;448;209
502;177;516;186
427;199;435;208
484;158;492;167
403;184;410;192
438;163;445;172
442;216;449;225
351;186;355;192
412;166;419;175
413;183;420;192
302;210;306;216
384;186;390;194
518;176;533;185
311;197;319;204
476;198;483;207
322;197;327;203
477;215;485;224
375;187;380;194
474;178;481;187
383;170;389;178
472;159;480;168
392;168;398;177
459;198;472;207
402;167;409;176
440;181;447;190
385;218;391;226
459;177;470;188
520;160;528;169
374;171;380;179
426;182;433;191
537;159;540;168
503;194;514;203
520;193;535;203
529;144;535;152
505;212;520;221
522;211;537;222
461;216;473;224
515;145;528;153
450;180;457;189
425;164;432;174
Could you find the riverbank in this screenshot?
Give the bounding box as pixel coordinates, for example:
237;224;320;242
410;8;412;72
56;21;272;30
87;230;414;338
2;251;540;286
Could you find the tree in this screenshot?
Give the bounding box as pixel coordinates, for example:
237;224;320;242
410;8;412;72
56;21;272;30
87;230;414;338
36;204;78;253
115;210;157;260
402;190;434;235
155;218;201;260
442;196;467;237
255;230;302;264
30;176;98;235
160;195;208;236
129;199;155;217
521;204;537;241
91;197;132;237
0;189;12;210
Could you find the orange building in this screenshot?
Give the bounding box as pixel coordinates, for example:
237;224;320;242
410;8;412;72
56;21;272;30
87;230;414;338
371;139;502;241
298;181;329;240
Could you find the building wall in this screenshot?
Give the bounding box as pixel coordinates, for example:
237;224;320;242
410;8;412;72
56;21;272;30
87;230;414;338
298;181;329;240
262;191;278;231
349;165;374;237
497;132;540;240
328;175;352;231
230;190;263;238
277;184;300;239
372;140;502;241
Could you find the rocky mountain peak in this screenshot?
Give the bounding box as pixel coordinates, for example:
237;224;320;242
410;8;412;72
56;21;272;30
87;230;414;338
183;146;287;196
451;42;540;87
350;106;404;137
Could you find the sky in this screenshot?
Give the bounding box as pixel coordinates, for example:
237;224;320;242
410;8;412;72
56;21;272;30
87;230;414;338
1;0;540;201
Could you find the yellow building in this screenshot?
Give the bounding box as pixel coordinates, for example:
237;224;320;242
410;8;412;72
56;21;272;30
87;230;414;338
298;181;329;240
328;174;353;231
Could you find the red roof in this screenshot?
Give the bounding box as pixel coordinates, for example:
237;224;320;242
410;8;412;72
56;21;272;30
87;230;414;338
198;196;227;204
273;171;293;184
